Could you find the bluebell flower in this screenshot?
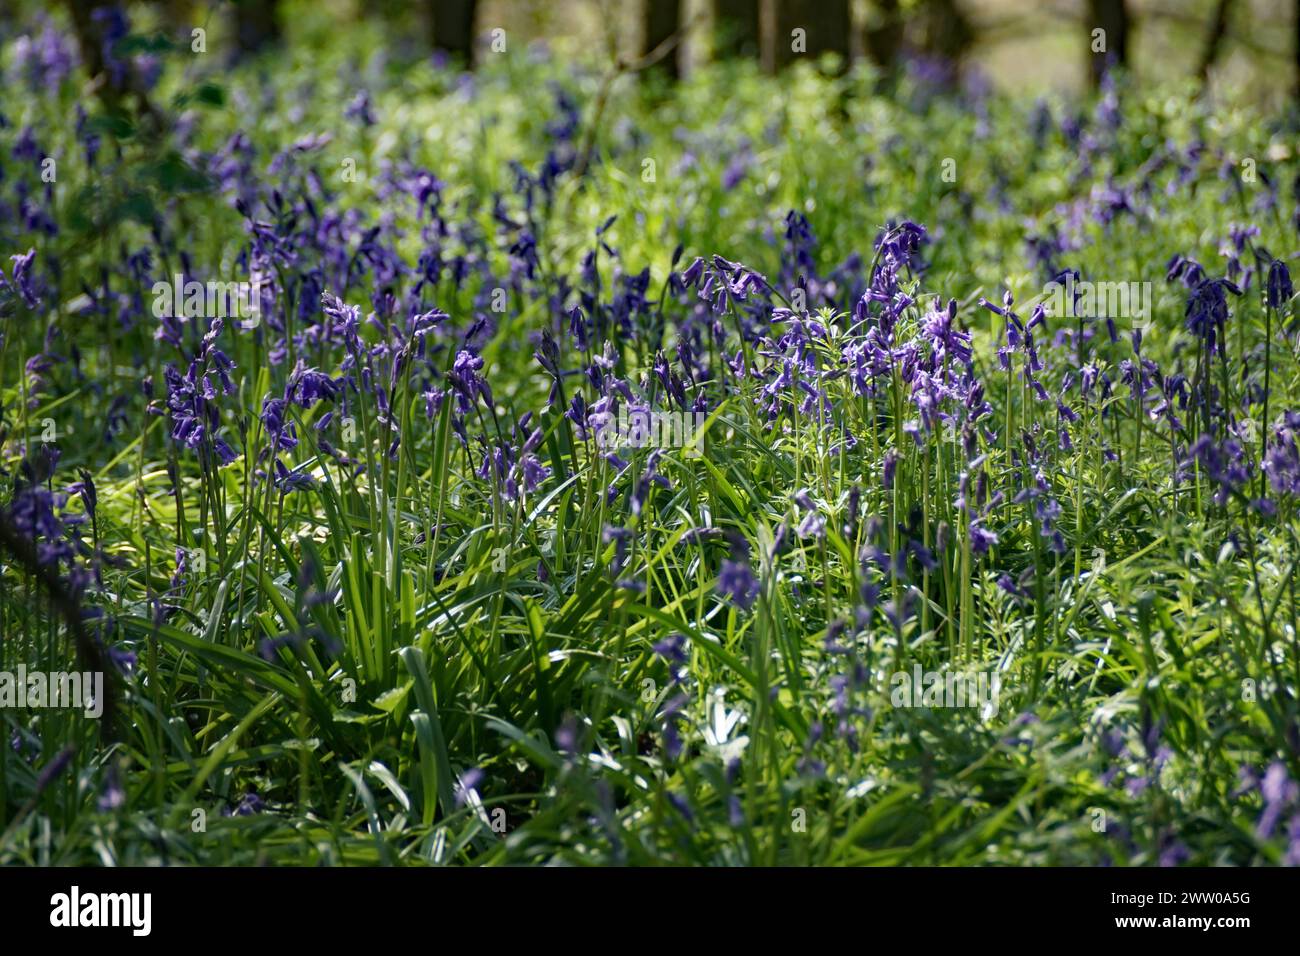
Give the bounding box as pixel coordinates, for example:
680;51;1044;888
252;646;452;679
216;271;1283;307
260;397;298;451
1184;277;1241;354
164;363;237;466
97;764;126;812
969;520;998;556
1186;434;1251;505
344;89;376;126
12;21;78;90
8;248;40;308
273;459;315;493
448;349;493;412
920;298;973;365
882;449;900;490
232;791;264;816
454;768;485;806
666;792;693;821
8;484;75;567
1264;416;1300;496
1257;762;1297;839
1266;257;1293;308
286;363;340;409
1158;833;1190;867
718;554;757;611
34;747;74;793
653;633;689;667
68;469;97;525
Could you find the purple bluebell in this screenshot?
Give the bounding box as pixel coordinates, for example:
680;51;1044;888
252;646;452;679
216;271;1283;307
717;543;758;611
8;249;40;308
1267;258;1293;308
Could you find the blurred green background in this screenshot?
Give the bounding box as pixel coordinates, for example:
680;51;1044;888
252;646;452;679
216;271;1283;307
5;1;1297;107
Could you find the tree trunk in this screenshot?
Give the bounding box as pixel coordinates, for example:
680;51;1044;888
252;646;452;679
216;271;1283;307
1196;0;1234;81
158;0;195;39
643;0;681;80
431;0;478;66
920;0;973;66
863;0;903;74
63;0;158;123
1086;0;1129;87
762;0;852;73
235;0;281;56
715;0;760;58
64;0;115;98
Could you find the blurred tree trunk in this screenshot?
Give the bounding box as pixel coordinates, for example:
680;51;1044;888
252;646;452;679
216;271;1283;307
62;0;156;121
643;0;681;80
64;0;114;95
1086;0;1129;87
715;0;759;58
920;0;973;67
235;0;281;56
158;0;194;37
430;0;478;66
761;0;852;73
863;0;903;74
1197;0;1234;81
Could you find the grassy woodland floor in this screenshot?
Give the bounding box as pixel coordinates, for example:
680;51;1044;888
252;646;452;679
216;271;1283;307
2;12;1300;866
